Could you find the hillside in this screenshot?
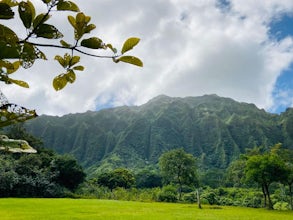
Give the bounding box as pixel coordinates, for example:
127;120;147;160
24;94;293;175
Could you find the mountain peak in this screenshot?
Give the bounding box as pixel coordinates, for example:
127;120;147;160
147;94;172;102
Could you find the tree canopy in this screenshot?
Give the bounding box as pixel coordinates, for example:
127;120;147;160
97;168;135;191
244;145;290;209
159;148;198;200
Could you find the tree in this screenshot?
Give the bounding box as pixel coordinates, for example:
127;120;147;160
225;158;246;187
0;155;19;197
273;147;293;210
135;169;162;188
51;154;86;191
97;168;135;191
159;148;198;201
0;125;85;196
0;0;142;127
286;162;293;210
245;149;288;209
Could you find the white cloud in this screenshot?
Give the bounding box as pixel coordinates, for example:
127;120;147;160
2;0;293;115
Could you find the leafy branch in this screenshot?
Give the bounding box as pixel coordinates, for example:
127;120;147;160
0;0;143;128
0;0;143;91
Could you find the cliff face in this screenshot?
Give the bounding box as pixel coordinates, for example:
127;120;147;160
25;94;292;174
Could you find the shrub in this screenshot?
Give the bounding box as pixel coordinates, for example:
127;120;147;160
218;197;234;206
183;192;197;203
202;191;218;205
273;202;290;211
157;185;178;203
241;195;262;208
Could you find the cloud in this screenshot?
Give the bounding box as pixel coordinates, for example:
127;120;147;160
2;0;293;115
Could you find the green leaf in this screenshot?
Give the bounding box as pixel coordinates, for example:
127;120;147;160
54;55;66;68
6;61;21;74
84;24;96;33
68;15;76;29
53;74;67;91
107;44;117;53
0;23;20;59
8;78;29;88
33;13;50;28
73;65;84;71
0;3;14;19
1;0;18;7
0;24;19;44
0;60;13;70
69;56;80;66
18;1;35;28
0;41;20;59
76;12;85;27
75;12;86;40
34;47;47;60
35;24;63;39
118;56;143;67
20;42;36;68
121;37;140;54
0;20;20;59
65;70;76;83
60;40;71;48
81;37;103;49
27;1;35;21
64;53;71;66
41;0;51;4
57;1;79;12
84;14;91;23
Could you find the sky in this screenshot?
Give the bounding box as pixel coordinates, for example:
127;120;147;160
2;0;293;116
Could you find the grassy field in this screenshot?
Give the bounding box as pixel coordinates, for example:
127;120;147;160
0;198;292;220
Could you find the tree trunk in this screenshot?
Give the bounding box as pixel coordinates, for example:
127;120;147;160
262;184;267;208
177;174;182;201
264;183;273;210
178;184;182;201
289;183;293;211
196;188;202;209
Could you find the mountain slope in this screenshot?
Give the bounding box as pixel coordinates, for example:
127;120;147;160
24;94;292;174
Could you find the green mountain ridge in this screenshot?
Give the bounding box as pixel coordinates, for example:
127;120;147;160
24;94;293;175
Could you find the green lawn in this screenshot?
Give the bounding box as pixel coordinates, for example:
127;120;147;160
0;198;292;220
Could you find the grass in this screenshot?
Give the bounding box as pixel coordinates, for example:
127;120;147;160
0;198;292;220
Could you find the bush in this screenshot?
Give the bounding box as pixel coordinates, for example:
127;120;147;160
136;188;161;202
241;193;262;208
183;192;197;203
202;191;218;205
273;202;290;210
218;197;234;206
157;185;178;203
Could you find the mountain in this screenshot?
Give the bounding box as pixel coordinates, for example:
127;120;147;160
24;94;293;175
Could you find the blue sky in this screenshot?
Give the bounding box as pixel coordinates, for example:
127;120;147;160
270;14;293;113
3;0;293;116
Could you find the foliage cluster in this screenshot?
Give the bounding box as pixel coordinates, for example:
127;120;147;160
223;144;293;210
0;0;142;89
0;124;86;197
0;150;85;197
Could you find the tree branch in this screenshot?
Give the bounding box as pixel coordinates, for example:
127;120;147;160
18;41;119;59
74;47;119;59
